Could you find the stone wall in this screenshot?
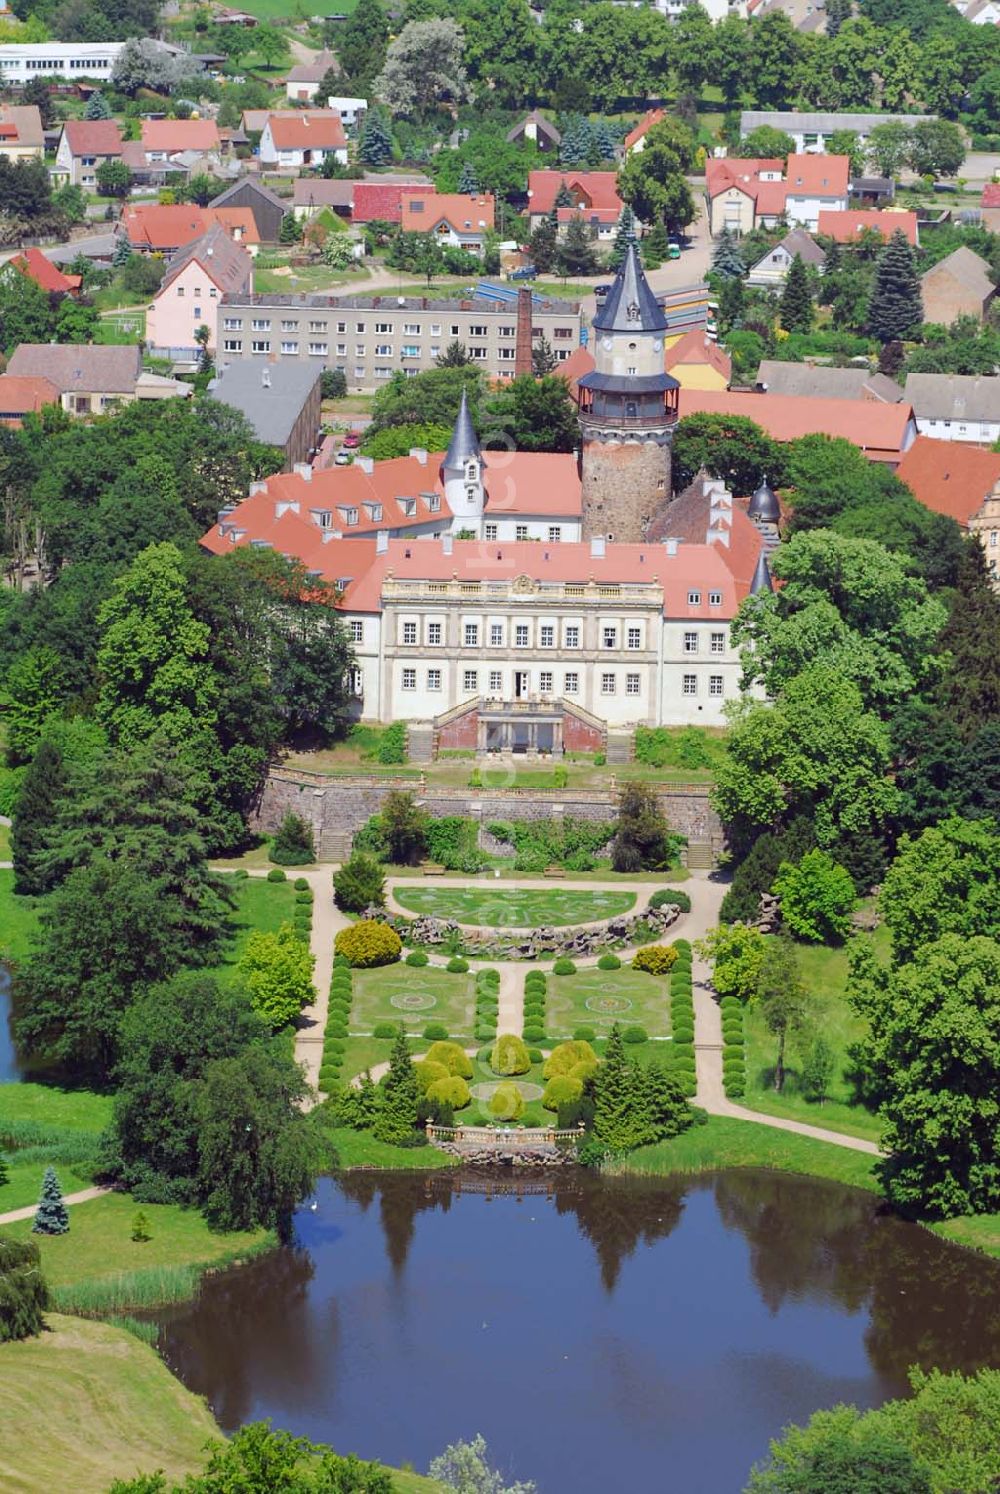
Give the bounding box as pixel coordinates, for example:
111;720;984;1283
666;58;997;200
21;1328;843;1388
253;769;722;848
580;435;672;544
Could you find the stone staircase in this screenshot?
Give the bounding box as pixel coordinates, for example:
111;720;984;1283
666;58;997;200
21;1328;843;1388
318;828;353;863
407;724;435;763
684;840;715;870
606;731;633;765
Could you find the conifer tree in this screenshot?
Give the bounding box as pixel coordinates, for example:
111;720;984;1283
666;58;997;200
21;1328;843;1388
559;115;592;168
32;1168;69;1236
532;337;557;375
642;222;669;267
936;541;1000;741
608;206;635;271
457;159;479;194
554;179;573;208
529;211;557;273
11;739;67;896
779;252;813;333
592;1024;639;1151
358;110;393;167
711;227;744;280
84;90;112;120
593;119;617;161
554;214;598;276
867;229;923;342
112;234;131;269
374;1027;419;1143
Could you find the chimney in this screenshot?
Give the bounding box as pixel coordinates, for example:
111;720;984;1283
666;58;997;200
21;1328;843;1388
376;529;389;553
442;533;453;555
409;447;428;464
293;462;313;481
664;538;678;555
356;455;374;475
590;535;606;558
514;286;533;377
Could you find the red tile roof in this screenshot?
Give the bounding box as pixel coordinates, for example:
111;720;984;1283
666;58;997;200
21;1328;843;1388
817;209;919;245
0;374;60;424
677;388;916;462
896;435;1000;526
10;247;81;295
401;191;494;235
141;119;221;154
528;170;622;215
61;119;123;157
265;110;347;150
207;207;260;245
624;108;665;151
705;158;784;198
664;328;732;382
556;206;619;225
122;204;260;251
982;183;1000;208
353;181;429;224
482;452;581;516
783;153;850;196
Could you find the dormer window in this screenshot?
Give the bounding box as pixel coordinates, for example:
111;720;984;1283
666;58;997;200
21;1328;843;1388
428;494;440;512
364;503;382;522
399;497;416;517
339;507;359;526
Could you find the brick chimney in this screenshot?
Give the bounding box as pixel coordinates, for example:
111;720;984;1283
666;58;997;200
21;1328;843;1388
515;286;533;377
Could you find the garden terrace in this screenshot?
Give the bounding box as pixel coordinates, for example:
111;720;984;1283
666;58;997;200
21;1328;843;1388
392;886;637;928
351;964;477;1042
546;966;673;1042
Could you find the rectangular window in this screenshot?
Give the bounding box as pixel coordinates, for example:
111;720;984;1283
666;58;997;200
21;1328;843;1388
539;670;553;693
463;669;478;691
497;347;515;361
626;673;640;696
547;526;561;542
683;674;698;696
427;668;442;690
464;623;479;647
350;620;363;642
709;675;724;697
309;343;328;357
601;672;616;695
281;320;299;331
427;622;442;645
251;340;270;354
402;667;416;689
515;624;529;647
337;321;346;333
337;344;347;356
177;286;185;296
540;625;554;647
281;341;298;355
684;631;699;653
308;320;326;332
709;590;722;607
603;626;617;649
553;327;573;340
193;307;202;320
489;669;502;692
402;621;417;645
688;590;701;606
375;343;392;356
401;345;420;358
355;322;366;332
251;319;271;331
375;321;391;333
565;625;580;648
627;626;641;650
711;631;726;654
404;323;420;334
564;671;579;694
490;623;503;646
223;339;242;353
470;347;488;360
484;523;498;540
223;318;243;331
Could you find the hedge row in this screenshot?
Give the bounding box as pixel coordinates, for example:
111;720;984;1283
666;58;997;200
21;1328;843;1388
722;993;746;1098
523;968;547;1046
476;967;500;1044
667;940;696;1098
318;965;354;1094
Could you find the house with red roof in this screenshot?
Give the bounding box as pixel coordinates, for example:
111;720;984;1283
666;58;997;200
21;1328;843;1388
558;332;730;398
352;180;433;224
816;208;919;245
897;436;1000;584
526;170;622;229
677;387;917;465
146;225;253;356
706;154;849;234
6;247;81;297
259;111;348;171
55;118;123;188
400;191;495;253
120;204;260;256
0;374;60;427
624;108;665;156
141;118;222;161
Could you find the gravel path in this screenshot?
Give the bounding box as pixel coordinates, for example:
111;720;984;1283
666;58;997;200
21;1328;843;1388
0;1185;111;1226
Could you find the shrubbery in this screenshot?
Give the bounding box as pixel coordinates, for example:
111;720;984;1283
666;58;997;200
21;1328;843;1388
266;868;287;883
447;956;469;973
543;1040;597;1080
573;1026;596;1042
269;812;316;866
426;1074;470;1110
632;944;678;975
597;952;621;971
406;949;428;967
423;1021;449;1040
542;1074;583;1112
491;1033;531;1076
552;957;576;975
489;1081;525;1121
332;853;385;913
622;1025;649;1044
486;816;614;873
373;1021;398;1038
773;849;857;943
649;888;692;913
425;1040;473;1079
334;921;401;968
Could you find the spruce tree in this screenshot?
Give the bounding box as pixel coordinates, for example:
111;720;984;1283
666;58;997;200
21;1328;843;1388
936;541;1000;741
592;1024;639;1151
711;227;744;281
609;206;635;272
112;234;131;269
11;739;67;896
32;1168;69;1236
593;119;617;161
532;337;557;375
867;229;923;342
554;179;573;208
642;222;669;267
554;214;598;277
529;212;557;273
559;115;592;168
457;159;479;194
358;110;393;167
84;90;112;120
374;1027;419;1143
779;253;813;333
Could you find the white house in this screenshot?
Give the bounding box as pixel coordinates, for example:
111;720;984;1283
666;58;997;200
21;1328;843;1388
747;227;825;286
739;110;934;153
782;154;850;230
903;373;1000;445
0;41;125;85
326;96;367;128
259;111;348;171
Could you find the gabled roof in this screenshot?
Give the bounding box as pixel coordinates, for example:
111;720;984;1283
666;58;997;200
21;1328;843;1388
352;180;428;223
664;328;732;382
677;387;915;460
897;435;1000;526
903;372;1000;423
286;50;337;83
624;108;664;151
556;206;620;225
0;374;60;421
753;228;825;267
264;110;347;150
122;204;211;250
527;170;622;215
7;343;141;394
211;176;286;213
141;118;221;153
705;157;784;199
921;245;995;302
506;110;561;146
209;360;321;445
400;190;494;235
292;177;354;208
61;118;122;157
9;247;81;295
0;104;43;149
816;209;918;245
159;224;253;295
593;241;667;334
783;153;850;196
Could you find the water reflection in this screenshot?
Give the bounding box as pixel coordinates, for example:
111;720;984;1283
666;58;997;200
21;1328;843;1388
155;1169;1000;1494
0;966;23;1083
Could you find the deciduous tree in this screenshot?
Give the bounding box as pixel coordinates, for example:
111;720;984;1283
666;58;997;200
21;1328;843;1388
239;924;316;1032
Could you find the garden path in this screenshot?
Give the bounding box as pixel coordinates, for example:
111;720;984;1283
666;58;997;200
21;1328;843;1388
0;1185;110;1227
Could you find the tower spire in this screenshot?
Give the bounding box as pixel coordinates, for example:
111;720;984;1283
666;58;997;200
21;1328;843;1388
592;241;668;335
443;386;482;470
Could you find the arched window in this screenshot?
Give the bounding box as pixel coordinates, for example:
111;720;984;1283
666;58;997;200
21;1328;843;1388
466;461;477;481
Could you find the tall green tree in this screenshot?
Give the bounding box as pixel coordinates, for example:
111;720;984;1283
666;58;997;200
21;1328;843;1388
617;118;696;233
591;1023;638;1152
238;924;316;1032
747;1402;931;1493
0;1237;48;1344
32;1167;69;1235
1;645;68;764
779;253;813;333
337;0;389;86
379;790;428;865
610;782;675;872
374;1026;420;1143
877;817;1000;964
711;227;745;280
11;739;67;896
554;214;599;276
756;933;808;1092
529;211;557;273
608;206;635;272
867;230;922;342
935;541;1000;742
358;108;393;166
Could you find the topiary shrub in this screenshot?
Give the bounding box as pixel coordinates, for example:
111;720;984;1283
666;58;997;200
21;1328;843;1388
552;957;576;975
266;868;287;882
543;1039;597;1080
522;1027;546;1045
477;1044;494;1065
527;1047;544;1063
446;956;469;973
426;1074;471;1110
413;1059;450;1094
406;949;429;967
649;888;692;913
573;1026;597;1042
425;1040;473;1079
489;1082;525;1122
232;868;249;880
295;889;313;904
475;1025;495;1042
542;1074;583;1112
324;1038;346;1055
597;953;621;971
373;1021;397;1038
423;1021;449;1040
720;996;742;1014
333;953;351;969
491;1033;531;1076
632;944;678;975
622;1025;648;1044
335;920;401;968
326;1021;348;1039
672;1024;694;1044
294;877;310;891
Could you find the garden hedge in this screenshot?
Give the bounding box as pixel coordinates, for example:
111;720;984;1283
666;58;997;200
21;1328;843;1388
491;1033;531;1076
335;920;402;968
597;953;621;971
649;889;692;913
522;1026;546;1044
632;944;678;976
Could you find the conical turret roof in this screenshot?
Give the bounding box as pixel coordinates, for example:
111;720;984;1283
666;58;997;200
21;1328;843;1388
443;386;482;469
593;241;667;334
750;548;774;595
748;475;780;524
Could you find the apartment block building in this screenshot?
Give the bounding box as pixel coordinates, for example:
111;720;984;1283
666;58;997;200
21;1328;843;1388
216;291;583;391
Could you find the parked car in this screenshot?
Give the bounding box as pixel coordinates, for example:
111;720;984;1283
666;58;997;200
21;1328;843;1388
334;451;352;466
342;432;361;449
667;239;682;259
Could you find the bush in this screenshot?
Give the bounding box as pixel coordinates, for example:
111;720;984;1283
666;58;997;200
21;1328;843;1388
720;996;742;1014
413;1059;450;1094
266;868;287;883
632;944;678;975
543;1040;597;1080
477;968;500;986
542;1074;583;1112
527;1047;544;1063
373;1021;397;1038
405;949;429;967
522;1026;546;1044
425;1041;473;1079
422;1021;449;1040
722;1028;744;1047
376;721;407;765
773;848;857;943
623;1025;649;1044
552;957;576;975
333;953;351;969
426;1075;471;1110
293;877;310;891
475;1025;495;1042
295;890;313;904
326;1021;348;1039
489;1082;525;1121
446;956;469;973
672;1024;694;1044
333;853;386;913
270;812;316;866
597;953;621;971
524;972;547;989
486;815;615;874
491;1033;531;1075
232;868;249;880
335;920;401;968
325;1038;346;1055
573;1026;597;1042
649;888;692;913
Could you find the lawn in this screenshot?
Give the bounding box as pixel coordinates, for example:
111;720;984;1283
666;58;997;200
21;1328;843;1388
546;965;672;1040
217;873;300;982
252;260;370;296
625;1114;879;1193
0;821;9;858
351;964;476;1040
392;885;636;927
740;926;890;1144
0;869;41;965
0;1081;112;1137
1;1158;93;1212
932;1213;1000;1261
323;1124;458;1170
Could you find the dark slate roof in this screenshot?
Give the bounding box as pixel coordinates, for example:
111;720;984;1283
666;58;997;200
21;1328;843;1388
750;548;774;594
443;386;482;468
748;476;780;522
578;371;678;394
208;359;321;447
592;241;667;334
210;176;286;213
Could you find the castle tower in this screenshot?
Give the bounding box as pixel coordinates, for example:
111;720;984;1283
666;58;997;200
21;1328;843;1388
747;475;781;552
578;242;679;543
442;387;486;534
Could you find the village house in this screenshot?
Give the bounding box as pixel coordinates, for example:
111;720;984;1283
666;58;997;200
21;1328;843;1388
506;111;561;154
0;374;60;426
739;109;933;153
747;228;825;286
816;208;919;244
920;247;996;326
0;103;43;160
54;118;122;187
623;109;665;156
897;436;1000;583
4;246;81;297
208;360;322;470
209;177;287;244
677;387;917;463
706;154;850;234
146;225;253;358
400;191;495;254
754;362;904;403
140;118;222;162
119;203;259;256
258;111;348;172
903;373;1000;444
526;170;623;231
284;50;337;102
4;344;188;415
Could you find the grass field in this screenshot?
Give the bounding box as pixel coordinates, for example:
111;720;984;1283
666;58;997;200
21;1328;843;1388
0;1080;112;1136
393;885;636;927
352;964;476;1040
252;260;370;295
0;870;41;965
546;965;671;1040
217;874;299;982
0;1313;221;1493
324;1124;458;1170
1;1159;92;1212
625;1114;879;1193
741;927;890;1143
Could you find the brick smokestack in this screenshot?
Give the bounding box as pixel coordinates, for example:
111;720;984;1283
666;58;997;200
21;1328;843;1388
515;285;533;377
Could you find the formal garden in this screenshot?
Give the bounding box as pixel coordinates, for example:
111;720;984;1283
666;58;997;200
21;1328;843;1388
351;964;478;1044
392;885;638;928
544;963;674;1043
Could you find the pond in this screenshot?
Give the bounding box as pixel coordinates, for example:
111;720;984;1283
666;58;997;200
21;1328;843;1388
0;966;24;1084
154;1169;1000;1493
